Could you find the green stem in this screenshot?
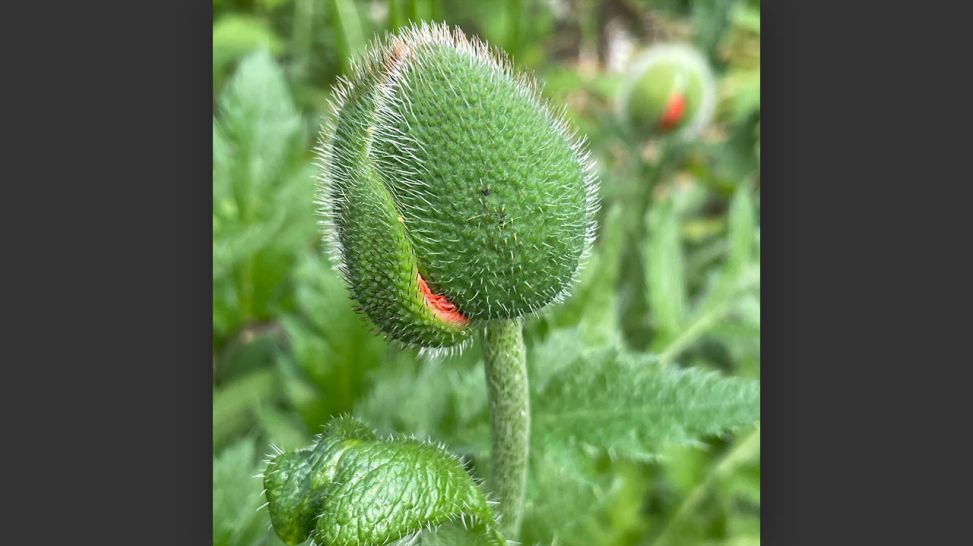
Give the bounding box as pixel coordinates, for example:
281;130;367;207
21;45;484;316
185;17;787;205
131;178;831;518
506;0;522;60
480;318;529;539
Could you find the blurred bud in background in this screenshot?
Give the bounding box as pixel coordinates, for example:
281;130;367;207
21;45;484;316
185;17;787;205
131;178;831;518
617;43;716;139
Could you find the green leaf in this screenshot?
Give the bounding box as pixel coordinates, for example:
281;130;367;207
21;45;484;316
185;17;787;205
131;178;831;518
217;49;302;205
726;187;755;276
646;197;688;345
521;447;654;546
214;437;278;546
213;369;279;451
655;186;760;363
732;3;761;34
656;186;759;366
549;205;625;346
254;403;309;452
354;343;490;461
521;447;603;545
355;357;460;438
213;15;284;89
652;427;760;546
277;252;392;424
532;344;760;460
213;211;287;279
720;68;760;126
528;328;588;392
263;416;506;546
212;50;316;340
329;0;365;75
657;265;759;366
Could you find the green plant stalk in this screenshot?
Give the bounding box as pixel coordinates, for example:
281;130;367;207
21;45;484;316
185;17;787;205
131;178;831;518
652;426;760;546
481;318;530;539
330;0;364;76
506;0;522;60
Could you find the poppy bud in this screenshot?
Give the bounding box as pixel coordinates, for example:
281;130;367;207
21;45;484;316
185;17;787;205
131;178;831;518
263;416;505;545
317;23;598;351
618;43;716;138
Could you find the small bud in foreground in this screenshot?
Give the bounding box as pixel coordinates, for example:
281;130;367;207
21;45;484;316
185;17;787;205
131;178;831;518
264;417;504;546
617;43;716;138
317;23;598;351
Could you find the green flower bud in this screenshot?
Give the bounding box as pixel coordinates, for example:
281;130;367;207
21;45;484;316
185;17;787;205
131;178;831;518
317;23;598;351
263;416;505;546
617;43;716;138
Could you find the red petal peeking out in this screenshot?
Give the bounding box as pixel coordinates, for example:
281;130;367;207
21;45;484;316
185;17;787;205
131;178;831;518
418;273;469;326
658;93;686;131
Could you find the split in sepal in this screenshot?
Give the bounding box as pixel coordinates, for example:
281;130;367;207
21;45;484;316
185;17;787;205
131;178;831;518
263;415;506;546
316;22;599;352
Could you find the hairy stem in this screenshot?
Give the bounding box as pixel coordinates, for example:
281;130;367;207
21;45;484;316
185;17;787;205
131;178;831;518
481;318;529;539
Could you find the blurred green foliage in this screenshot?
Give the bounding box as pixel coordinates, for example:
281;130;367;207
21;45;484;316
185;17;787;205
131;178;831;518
213;1;760;545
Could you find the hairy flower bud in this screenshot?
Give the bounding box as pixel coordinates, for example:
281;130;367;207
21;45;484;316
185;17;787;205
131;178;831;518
263;416;504;546
617;43;716;138
317;23;598;351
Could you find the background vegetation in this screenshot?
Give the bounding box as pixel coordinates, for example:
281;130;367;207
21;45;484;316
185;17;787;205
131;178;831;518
213;1;760;545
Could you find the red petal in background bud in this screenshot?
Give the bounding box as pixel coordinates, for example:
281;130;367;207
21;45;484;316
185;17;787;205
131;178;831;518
658;93;686;131
418;273;469;326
